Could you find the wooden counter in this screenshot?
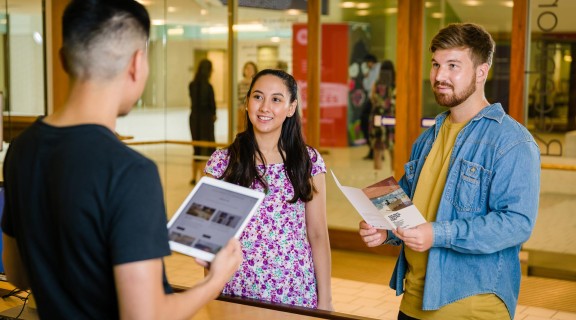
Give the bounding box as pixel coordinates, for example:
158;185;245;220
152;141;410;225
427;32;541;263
0;282;375;319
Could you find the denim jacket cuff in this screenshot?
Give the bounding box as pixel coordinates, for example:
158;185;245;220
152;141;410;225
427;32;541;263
384;230;402;246
432;221;451;248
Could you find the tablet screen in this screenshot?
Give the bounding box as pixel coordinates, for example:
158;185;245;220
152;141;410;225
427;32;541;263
167;177;263;261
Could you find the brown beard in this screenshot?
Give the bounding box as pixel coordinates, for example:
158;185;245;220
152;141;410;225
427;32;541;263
433;73;476;108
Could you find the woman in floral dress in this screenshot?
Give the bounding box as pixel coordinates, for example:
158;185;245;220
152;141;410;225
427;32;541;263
204;69;332;310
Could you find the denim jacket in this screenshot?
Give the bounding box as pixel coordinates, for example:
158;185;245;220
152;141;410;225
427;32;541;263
386;103;540;319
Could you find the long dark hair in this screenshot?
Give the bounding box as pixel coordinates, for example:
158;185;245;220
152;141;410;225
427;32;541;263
192;59;212;84
377;60;395;88
222;69;316;203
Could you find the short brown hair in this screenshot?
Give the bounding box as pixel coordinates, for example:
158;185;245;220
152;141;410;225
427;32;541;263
430;23;495;67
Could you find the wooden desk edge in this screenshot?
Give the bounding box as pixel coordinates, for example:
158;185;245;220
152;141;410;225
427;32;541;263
171;284;376;320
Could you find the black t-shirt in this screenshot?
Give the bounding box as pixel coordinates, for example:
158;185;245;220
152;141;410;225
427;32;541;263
2;119;172;319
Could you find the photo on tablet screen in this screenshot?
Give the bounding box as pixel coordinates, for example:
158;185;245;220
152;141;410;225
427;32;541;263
213;211;241;228
168;231;195;246
193;240;222;254
185;203;216;221
167;176;264;262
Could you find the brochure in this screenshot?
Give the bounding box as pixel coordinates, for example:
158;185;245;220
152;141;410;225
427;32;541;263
331;170;426;230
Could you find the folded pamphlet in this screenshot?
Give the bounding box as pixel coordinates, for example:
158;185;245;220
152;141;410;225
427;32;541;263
331;170;426;230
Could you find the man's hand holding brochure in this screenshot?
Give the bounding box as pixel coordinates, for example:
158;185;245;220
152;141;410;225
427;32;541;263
331;170;426;230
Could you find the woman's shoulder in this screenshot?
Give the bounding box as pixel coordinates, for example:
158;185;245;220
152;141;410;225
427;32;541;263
305;146;326;175
205;149;230;177
208;148;229;161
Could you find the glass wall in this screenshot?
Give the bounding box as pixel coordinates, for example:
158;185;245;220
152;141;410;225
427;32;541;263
522;0;576;281
421;0;514;119
0;0;45;152
527;0;576;144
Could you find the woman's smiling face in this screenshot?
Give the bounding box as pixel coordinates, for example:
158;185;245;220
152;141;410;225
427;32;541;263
247;74;296;137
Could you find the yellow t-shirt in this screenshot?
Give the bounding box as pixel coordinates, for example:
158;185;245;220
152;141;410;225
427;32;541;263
399;117;509;319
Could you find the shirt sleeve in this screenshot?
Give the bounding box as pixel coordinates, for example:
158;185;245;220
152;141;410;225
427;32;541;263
107;159;171;265
204;149;229;179
307;146;327;176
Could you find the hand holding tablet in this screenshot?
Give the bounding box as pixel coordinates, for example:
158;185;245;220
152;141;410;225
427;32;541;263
167;176;264;262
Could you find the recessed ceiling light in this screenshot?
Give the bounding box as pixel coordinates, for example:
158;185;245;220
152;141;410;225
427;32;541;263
431;12;444;19
384;8;398;14
271;37;280;43
463;0;482;6
357;10;370;16
341;2;355;8
168;27;184;36
501;1;513;8
356;3;370;9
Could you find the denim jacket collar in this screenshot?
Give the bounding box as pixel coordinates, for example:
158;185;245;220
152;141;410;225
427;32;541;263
433;103;506;137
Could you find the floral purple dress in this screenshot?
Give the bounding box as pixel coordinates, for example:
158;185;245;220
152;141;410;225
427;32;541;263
204;146;326;308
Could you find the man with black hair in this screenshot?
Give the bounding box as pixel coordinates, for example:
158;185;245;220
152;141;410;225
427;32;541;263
2;0;241;318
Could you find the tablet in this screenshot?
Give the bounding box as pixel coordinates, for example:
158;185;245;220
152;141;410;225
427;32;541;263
167;176;264;262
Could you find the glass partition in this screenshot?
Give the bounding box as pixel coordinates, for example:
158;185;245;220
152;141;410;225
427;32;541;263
523;0;576;281
422;0;514;119
0;0;45;158
0;0;45;149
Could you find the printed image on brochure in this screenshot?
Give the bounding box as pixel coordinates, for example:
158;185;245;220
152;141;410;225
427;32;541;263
331;170;426;230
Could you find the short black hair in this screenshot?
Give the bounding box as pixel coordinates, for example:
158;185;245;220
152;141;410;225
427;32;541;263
63;0;150;41
61;0;150;79
363;54;378;63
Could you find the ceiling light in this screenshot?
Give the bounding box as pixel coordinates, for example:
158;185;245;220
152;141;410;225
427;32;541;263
33;32;43;44
233;24;268;32
356;10;370;16
200;9;208;15
341;2;355;8
384;8;398;14
356;3;370;9
152;19;165;26
167;6;177;13
463;0;482;6
286;9;301;15
431;12;444;19
271;37;280;43
501;1;513;8
201;24;268;34
425;2;434;8
168;27;184;36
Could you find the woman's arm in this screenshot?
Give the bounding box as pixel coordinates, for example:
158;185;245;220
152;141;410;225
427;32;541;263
305;173;333;311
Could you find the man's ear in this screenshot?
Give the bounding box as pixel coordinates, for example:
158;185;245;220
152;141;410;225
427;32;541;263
128;49;146;82
476;63;490;83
